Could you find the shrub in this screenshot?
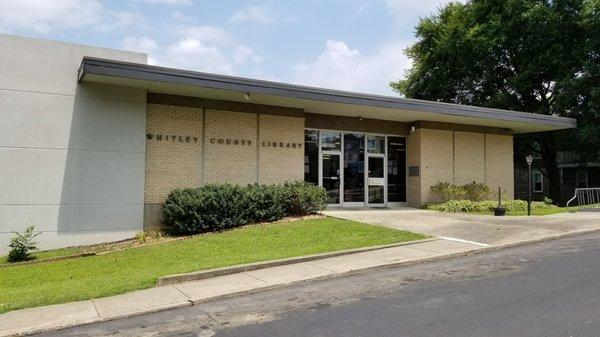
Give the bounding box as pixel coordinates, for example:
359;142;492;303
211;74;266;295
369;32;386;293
247;184;287;222
430;182;466;202
283;181;329;215
429;199;559;213
7;225;41;263
162;182;328;234
462;181;491;202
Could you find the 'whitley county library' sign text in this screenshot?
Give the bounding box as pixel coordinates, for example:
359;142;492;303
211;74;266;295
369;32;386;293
146;134;302;149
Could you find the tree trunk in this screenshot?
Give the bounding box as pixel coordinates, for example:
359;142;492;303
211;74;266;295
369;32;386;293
540;135;563;205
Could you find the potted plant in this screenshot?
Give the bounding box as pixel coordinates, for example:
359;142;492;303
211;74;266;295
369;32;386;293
493;187;506;216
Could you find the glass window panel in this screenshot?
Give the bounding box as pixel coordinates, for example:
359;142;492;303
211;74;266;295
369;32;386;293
368;186;384;204
387;136;406;202
343;133;365;202
533;171;543;192
304;130;319;185
367;136;385;154
321;131;341;152
368;157;384;178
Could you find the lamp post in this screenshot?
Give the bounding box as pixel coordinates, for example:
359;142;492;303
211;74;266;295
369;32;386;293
526;154;534;216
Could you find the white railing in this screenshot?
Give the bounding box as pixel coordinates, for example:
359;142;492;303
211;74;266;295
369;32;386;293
566;188;600;210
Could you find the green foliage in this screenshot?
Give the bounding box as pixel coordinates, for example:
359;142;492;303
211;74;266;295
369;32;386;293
7;225;41;263
431;181;492;202
462;181;491;202
429;199;559;213
430;182;465;202
392;0;600;203
283;181;329;215
162;182;328;234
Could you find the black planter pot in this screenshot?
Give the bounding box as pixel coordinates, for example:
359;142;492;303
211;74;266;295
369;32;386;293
493;206;506;216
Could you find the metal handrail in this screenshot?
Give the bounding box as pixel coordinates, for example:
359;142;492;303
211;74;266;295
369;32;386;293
566;187;600;209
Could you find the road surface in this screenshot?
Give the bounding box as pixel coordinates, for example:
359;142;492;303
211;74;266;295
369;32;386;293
38;232;600;337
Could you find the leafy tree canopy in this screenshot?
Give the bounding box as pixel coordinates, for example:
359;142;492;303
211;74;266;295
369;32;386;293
392;0;600;202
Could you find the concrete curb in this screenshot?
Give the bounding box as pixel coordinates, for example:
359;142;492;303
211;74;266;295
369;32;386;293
3;227;600;337
157;238;437;286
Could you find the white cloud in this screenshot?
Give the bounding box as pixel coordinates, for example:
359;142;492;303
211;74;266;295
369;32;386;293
229;5;270;24
126;25;264;75
0;0;103;33
171;11;193;22
292;39;411;95
0;0;143;33
181;25;232;44
95;11;145;32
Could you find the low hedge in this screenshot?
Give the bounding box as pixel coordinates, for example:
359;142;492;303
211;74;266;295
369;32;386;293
429;199;558;213
162;182;328;234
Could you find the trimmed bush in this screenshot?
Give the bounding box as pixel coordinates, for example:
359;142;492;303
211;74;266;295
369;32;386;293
462;181;491;202
283;181;329;215
162;182;328;234
429;199;558;213
430;182;465;202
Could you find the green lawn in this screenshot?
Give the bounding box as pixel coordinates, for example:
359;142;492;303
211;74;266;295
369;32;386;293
0;217;425;314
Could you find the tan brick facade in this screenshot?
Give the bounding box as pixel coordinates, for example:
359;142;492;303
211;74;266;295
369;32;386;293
258;114;304;184
408;127;514;206
144;104;203;204
144;101;515;215
485;134;515;199
420;128;454;203
144;104;305;216
204;109;258;185
454;132;486;185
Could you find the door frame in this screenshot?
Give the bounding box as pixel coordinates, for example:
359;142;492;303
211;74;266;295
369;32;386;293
318;130;343;207
308;128;408;208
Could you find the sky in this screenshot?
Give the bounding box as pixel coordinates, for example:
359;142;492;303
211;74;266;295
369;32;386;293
0;0;459;95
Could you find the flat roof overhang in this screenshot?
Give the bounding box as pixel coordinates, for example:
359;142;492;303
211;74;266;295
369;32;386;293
78;57;576;134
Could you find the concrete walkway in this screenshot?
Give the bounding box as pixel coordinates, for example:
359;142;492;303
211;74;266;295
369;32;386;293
324;208;600;246
3;210;600;336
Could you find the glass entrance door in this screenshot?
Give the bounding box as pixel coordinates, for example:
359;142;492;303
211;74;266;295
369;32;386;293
322;153;341;204
319;131;342;205
307;130;407;207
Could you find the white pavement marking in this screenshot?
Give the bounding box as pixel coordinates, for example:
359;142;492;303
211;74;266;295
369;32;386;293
438;236;491;247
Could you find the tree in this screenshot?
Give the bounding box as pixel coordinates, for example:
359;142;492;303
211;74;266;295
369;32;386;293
392;0;600;204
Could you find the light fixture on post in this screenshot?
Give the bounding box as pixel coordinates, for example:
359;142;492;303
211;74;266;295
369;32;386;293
526;154;534;216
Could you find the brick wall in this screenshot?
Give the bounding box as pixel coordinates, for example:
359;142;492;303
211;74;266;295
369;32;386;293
485;134;514;200
410;127;514;205
420;128;454;203
204;110;258;185
143;104;304;228
144;104;203;204
454;132;485;185
258;114;304;184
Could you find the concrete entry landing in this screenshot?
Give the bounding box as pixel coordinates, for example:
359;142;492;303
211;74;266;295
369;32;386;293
323;208;600;247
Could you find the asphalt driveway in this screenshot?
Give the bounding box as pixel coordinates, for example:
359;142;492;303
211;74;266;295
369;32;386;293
324;208;600;246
